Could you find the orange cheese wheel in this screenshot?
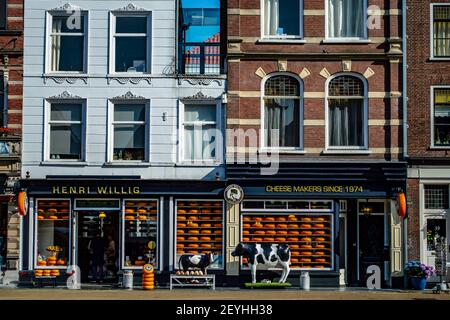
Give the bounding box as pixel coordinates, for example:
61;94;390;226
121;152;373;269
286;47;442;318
275;237;286;242
265;224;275;228
200;237;211;241
290;244;300;249
125;215;134;220
253;217;263;221
291;258;299;263
301;231;312;235
242;237;250;241
177;244;184;248
188;223;199;227
49;216;58;220
315;258;326;263
266;230;276;235
278;224;288;229
301;244;312;249
288;217;298;222
288;231;300;235
38;216;44;220
277;230;288;235
301;237;312;242
177;250;185;254
243;230;250;235
201;224;211;228
287;237;298;242
188;216;198;220
315;265;325;269
177;230;184;234
125;209;134;214
315;244;325;249
200;216;211;220
202;210;212;214
243;217;251;221
177;223;186;228
314;217;325;222
214;230;222;235
188;237;198;241
200;230;211;234
200;244;212;248
216;237;222;242
255;230;265;235
177;237;185;241
48;209;57;213
178;210;187;214
138;209;147;214
265;237;275;242
243;223;250;228
291;251;301;256
315;224;325;228
190;230;200;234
301;217;312;222
188;244;199;248
37;209;44;214
264;217;275;221
187;250;198;254
300;224;311;228
289;224;299;229
300;258;312;262
189;210;199;214
252;223;262;228
316;237;326;241
277;217;287;222
314;230;326;235
214;223;222;227
316;252;326;256
178;216;187;220
301;252;313;256
252;237;263;242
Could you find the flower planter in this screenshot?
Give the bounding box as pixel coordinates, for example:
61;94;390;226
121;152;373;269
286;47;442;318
410;277;427;290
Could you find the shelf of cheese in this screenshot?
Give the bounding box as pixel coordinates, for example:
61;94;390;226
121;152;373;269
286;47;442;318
124;201;158;238
241;214;332;270
37;200;70;221
176;201;223;257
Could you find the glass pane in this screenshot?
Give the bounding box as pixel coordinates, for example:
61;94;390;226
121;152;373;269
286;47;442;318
51;104;82;122
51;35;84;72
425;185;449;209
116;17;147;33
434;125;450;146
242;201;265;209
358;202;385;214
328;0;364;38
184;124;216;160
310;201;333;210
329;76;364;96
265;76;300;96
288;201;309;210
185;105;216;122
265;201;287;209
113;124;145;160
434;89;450;145
279;0;300;36
264;98;300;147
114;104;146;122
115;37;147;72
328;99;364;147
427;219;446;251
50;124;82;160
52;15;84;33
75;200;120;209
433;22;450;57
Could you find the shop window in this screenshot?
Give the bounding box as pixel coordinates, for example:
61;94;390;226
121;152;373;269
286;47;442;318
327;75;367;149
263;74;302;149
48;14;87;72
176;200;224;269
288;201;309;210
123;201;158;268
241;213;333;270
112;14;151;73
0;1;6;30
432;88;450;147
48;103;84;160
424;185;449;209
358;201;385;215
112;103;147;161
182;104;219;162
432;5;450;58
263;0;302;38
242;201;265;210
36;200;70;268
427;219;447;251
327;0;366;39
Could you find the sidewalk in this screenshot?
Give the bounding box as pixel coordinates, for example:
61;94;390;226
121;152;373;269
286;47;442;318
0;288;449;300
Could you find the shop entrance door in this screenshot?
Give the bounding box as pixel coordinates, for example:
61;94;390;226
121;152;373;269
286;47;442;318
358;214;386;287
75;206;120;284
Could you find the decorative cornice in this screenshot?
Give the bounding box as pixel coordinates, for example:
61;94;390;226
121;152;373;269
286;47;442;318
178;77;224;86
111;91;146;100
181;91;215;101
48;91;82;100
50;2;81;12
44;75;88;85
107;76;152;85
113;3;148;12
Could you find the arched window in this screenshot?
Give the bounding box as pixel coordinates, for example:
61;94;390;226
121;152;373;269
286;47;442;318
263;74;302;148
327;74;367;148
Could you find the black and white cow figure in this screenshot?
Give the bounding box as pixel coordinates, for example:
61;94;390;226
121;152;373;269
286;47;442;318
231;243;291;283
179;252;215;274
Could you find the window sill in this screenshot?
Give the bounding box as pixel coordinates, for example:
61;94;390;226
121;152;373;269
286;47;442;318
429;57;450;61
176;162;222;167
322;39;371;44
322;149;371;155
259;148;306;154
40;161;88;166
103;162;151;167
257;38;306;44
429;146;450;150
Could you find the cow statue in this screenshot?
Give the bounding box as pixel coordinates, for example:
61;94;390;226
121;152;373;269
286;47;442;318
231;243;291;284
178;252;215;275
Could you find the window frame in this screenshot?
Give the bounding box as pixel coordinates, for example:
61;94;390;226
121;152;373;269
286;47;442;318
260;72;304;152
45;11;89;74
179;99;222;164
107;99;150;163
325;72;368;151
430;3;450;60
430;85;450;149
0;0;6;30
44;99;86;162
260;0;304;40
325;0;368;42
109;12;153;75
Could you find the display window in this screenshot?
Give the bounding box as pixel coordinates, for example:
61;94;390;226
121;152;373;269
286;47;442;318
35;199;71;268
175;200;224;269
123;200;158;269
241;200;334;271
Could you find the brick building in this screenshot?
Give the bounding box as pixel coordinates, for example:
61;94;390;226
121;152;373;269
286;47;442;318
224;0;406;287
407;0;450;283
0;0;22;286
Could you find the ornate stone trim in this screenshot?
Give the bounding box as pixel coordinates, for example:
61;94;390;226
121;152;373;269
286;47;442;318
107;76;152;85
44;76;88;85
178;77;224;86
50;2;82;12
48;91;82;100
181;91;216;101
113;3;148;12
111;91;146;100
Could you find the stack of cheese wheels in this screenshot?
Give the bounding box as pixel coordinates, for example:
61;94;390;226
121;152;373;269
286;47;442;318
142;264;155;290
34;269;43;277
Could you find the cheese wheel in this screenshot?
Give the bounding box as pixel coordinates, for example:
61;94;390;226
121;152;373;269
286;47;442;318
314;217;325;222
315;265;325;269
202;210;212;214
288;231;300;235
243;230;250;235
125;215;134;220
301;231;312;235
203;202;212;206
188;210;199;214
200;237;211;241
275;237;286;241
190;230;200;234
265;237;275;242
177;223;187;228
290;244;300;249
188;216;198;220
301;217;312;222
38;216;44;220
49;215;58;220
243;217;251;221
177;230;184;234
125;209;134;214
316;237;326;242
278;224;288;229
316;252;326;256
300;224;311;228
200;216;211;220
177;244;184;248
216;237;222;242
48;209;57;213
177;250;185;254
242;237;250;241
213;202;222;206
213;210;222;214
188;251;198;254
253;217;263;221
214;230;222;235
188;237;198;241
200;230;211;234
252;222;262;228
243;223;250;228
288;217;298;222
178;210;187;214
291;258;299;263
178;202;186;206
315;258;326;263
178;216;187;220
214;223;222;227
277;217;287;222
277;231;288;235
37;209;44;214
264;217;275;221
291;251;300;256
252;237;263;242
255;230;265;235
289;224;299;228
287;237;298;242
301;251;313;255
150;209;157;214
200;244;212;249
138;215;147;221
188;244;199;248
314;230;326;235
265;224;275;228
60;209;69;213
315;224;325;228
177;237;185;241
301;237;312;242
188;223;199;227
266;230;276;235
202;223;211;227
300;258;311;262
138;209;147;214
301;244;312;249
315;244;325;249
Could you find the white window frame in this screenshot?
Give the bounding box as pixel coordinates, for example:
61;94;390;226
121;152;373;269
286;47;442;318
44;99;86;162
260;0;304;40
260;72;304;152
430;85;450;149
109;12;152;75
178;100;222;164
45;11;89;74
430;3;450;60
324;0;368;42
325;72;368;151
107;99;151;163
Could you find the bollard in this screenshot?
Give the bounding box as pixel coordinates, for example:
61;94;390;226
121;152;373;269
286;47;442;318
142;264;155;290
123;270;134;290
300;271;310;290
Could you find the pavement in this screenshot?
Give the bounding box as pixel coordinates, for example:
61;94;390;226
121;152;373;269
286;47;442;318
0;287;450;300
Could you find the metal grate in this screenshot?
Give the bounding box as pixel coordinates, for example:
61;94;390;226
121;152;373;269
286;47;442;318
425;185;449;209
265;76;300;96
434;6;450;21
329;76;364;97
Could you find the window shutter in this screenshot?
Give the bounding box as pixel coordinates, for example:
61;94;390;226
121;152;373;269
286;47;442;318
390;201;403;275
0;0;6;30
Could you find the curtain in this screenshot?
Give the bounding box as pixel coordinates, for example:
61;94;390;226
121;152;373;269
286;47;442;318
434;22;450;57
328;0;364;38
51;19;62;71
329;99;363;146
265;98;299;147
184;124;215;161
265;0;279;36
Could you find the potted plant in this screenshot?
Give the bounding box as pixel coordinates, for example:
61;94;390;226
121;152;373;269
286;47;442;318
405;261;435;290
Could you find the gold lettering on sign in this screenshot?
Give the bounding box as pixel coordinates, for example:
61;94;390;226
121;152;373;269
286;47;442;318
52;186;141;195
266;185;364;193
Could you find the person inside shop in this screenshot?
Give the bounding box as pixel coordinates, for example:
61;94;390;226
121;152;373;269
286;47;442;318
105;234;118;281
89;233;105;283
